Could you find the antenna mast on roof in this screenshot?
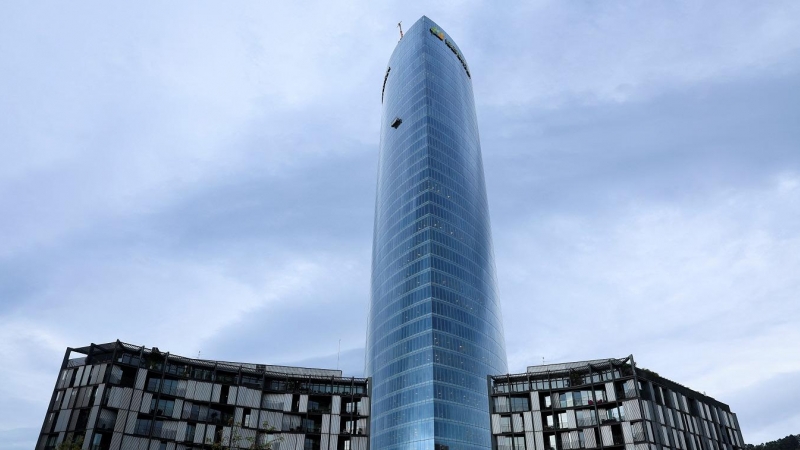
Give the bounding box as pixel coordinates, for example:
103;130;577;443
397;21;404;40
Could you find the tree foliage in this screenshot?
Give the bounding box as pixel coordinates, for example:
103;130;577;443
205;420;283;450
55;436;83;450
745;434;800;450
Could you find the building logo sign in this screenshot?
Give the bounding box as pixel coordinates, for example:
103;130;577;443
430;26;445;41
429;26;471;79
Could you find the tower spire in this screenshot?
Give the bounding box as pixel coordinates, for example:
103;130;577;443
397;21;403;39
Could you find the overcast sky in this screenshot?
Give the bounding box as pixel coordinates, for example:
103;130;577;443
1;1;799;448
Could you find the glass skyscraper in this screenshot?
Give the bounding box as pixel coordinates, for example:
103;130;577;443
366;16;508;450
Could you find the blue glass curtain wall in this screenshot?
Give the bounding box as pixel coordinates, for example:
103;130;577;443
366;16;508;450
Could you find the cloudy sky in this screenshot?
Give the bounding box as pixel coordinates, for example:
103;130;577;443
1;1;799;448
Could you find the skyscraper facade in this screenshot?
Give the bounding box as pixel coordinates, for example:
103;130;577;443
366;16;508;450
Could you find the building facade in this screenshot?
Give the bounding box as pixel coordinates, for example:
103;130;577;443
488;357;744;450
365;16;508;450
37;341;370;450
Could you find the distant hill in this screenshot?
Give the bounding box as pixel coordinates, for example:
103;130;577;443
746;435;800;450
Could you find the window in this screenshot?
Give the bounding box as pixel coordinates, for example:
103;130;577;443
240;374;261;388
76;409;90;429
576;409;596;427
45;435;58;450
90;386;98;405
492;396;508;413
191;367;213;381
165;363;187;376
512;380;530;392
150;398;175;416
134;418;151;435
595;390;606;403
216;371;236;385
511;396;529;412
500;416;512;433
557;412;568;428
185;423;196;441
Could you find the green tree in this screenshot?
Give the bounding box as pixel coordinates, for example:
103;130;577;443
205;419;283;450
746;434;800;450
55;435;83;450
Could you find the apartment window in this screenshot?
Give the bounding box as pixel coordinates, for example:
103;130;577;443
243;408;253;428
185;423;196;441
76;409;90;429
497;436;513;450
44;435;58;450
595;390;606;403
511;396;529;412
240;374;261;388
216;371;236;385
500;416;512;433
560;392;578;408
267;379;287;391
191;367;213;381
557;412;568;429
150;398;175;416
118;353;140;366
576;409;596;427
134;418;151;435
89;386;98;405
146;377;160;392
544;413;554;430
164;363;182;376
512;381;530;392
